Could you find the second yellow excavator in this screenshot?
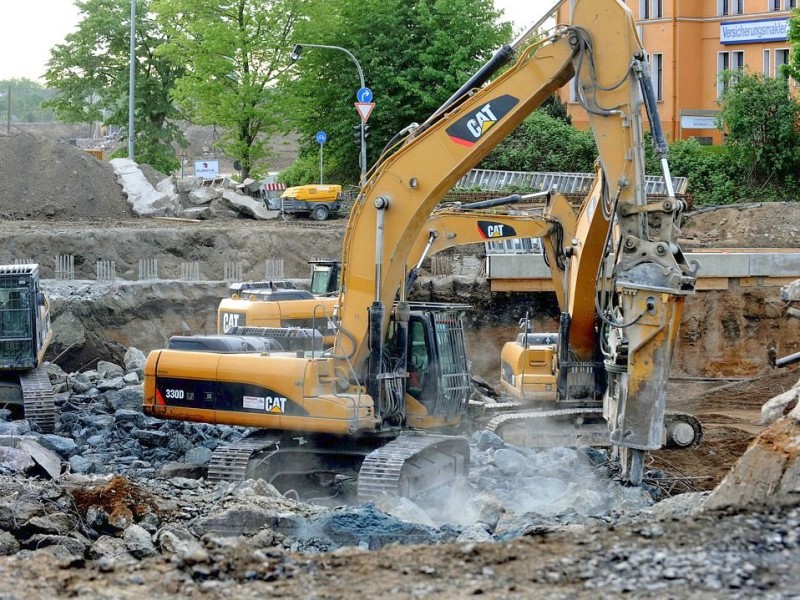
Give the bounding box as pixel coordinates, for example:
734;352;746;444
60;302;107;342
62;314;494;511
144;0;699;498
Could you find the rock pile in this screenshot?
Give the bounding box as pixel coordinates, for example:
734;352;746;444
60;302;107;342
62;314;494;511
111;159;279;220
0;348;683;566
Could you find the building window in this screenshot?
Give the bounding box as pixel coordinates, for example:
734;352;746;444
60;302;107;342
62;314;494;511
775;48;790;77
652;53;664;101
790;0;797;9
717;52;730;98
764;49;771;75
639;0;663;19
770;0;782;11
732;51;745;72
719;0;743;15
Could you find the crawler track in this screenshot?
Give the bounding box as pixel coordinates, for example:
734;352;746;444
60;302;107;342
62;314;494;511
357;433;469;502
207;433;280;483
20;368;55;433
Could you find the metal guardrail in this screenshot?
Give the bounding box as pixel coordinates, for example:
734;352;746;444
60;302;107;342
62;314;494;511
55;255;75;280
455;169;688;196
180;262;200;281
265;258;284;280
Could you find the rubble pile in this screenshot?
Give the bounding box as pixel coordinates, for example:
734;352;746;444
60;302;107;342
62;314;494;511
0;350;798;597
0;348;659;566
111;159;279;221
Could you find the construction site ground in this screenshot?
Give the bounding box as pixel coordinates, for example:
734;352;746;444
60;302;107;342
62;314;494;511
0;130;798;598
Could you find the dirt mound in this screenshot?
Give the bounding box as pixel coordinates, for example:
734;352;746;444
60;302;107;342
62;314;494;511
0;132;134;221
650;369;800;491
681;203;800;248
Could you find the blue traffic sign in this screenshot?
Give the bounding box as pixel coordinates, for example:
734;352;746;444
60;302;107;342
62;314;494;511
357;87;373;103
315;131;327;144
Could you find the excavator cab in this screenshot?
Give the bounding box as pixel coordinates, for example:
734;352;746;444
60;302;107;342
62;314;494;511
0;264;55;432
0;266;50;371
309;259;341;296
384;305;472;427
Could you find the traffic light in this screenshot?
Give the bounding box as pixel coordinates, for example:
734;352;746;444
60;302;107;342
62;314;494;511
353;124;361;146
363;124;370;140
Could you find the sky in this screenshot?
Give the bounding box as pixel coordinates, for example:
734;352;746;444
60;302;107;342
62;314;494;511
0;0;557;82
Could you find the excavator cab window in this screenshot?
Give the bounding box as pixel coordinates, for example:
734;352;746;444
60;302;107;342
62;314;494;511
432;312;471;419
1;290;31;336
0;286;35;367
407;319;431;400
403;310;470;421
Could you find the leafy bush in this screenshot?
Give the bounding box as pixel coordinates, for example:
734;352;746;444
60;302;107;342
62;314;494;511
666;139;740;206
480;112;597;173
278;153;344;187
719;71;800;187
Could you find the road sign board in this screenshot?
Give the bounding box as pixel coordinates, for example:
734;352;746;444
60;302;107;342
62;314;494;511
355;102;375;123
357;87;373;103
315;131;327;144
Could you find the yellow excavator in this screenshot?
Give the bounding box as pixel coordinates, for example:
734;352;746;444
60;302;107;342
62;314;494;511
144;0;698;496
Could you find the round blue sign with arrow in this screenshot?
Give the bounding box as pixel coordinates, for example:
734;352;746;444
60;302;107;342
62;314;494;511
315;131;327;144
357;87;373;103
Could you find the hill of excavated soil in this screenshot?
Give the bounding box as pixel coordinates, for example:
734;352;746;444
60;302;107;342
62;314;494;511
681;202;800;248
0;132;134;221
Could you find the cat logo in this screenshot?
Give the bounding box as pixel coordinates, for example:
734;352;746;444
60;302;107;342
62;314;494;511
478;220;517;239
242;395;287;413
446;94;519;147
221;312;244;333
265;396;287;413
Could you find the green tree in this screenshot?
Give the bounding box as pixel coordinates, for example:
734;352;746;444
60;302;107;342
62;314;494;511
285;0;512;184
0;79;56;124
44;0;185;174
153;0;313;179
479;111;597;173
785;6;800;82
718;70;800;187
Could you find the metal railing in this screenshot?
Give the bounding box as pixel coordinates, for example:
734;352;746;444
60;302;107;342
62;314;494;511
455;169;688;196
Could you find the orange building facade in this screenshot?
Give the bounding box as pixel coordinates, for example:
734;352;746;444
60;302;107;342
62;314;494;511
556;0;797;145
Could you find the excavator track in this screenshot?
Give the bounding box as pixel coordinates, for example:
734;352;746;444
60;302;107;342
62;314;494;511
357;433;469;503
19;368;55;433
207;433;281;483
485;408;704;450
485;407;609;448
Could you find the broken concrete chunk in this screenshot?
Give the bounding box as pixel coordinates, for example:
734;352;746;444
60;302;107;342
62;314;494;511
760;383;800;425
219;189;278;220
780;278;800;302
124;524;158;559
180;205;215;220
16;438;63;479
110;158;182;217
0;446;35;474
188;187;220;206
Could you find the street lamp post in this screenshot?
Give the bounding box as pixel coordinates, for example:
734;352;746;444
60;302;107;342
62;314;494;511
128;0;136;160
290;43;367;183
